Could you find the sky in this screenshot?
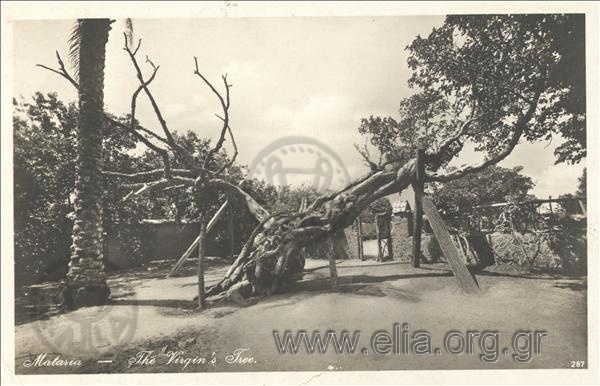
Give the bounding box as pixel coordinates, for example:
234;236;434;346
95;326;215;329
12;17;586;205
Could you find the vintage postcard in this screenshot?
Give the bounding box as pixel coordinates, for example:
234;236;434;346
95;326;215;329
1;2;598;385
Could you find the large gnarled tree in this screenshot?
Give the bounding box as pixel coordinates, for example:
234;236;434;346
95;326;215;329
41;14;585;303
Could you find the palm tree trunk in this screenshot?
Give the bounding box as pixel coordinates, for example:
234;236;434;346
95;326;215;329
62;19;111;309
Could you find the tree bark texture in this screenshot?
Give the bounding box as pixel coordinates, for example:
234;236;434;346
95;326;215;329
63;19;112;309
206;161;416;299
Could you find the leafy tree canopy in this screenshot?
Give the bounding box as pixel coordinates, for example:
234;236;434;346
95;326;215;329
359;14;585;170
429;165;535;213
361;197;393;223
14;93;244;283
576;167;586;197
14;92;138;283
14;92;334;284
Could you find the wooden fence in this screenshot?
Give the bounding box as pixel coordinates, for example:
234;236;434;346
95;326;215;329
439;196;586;233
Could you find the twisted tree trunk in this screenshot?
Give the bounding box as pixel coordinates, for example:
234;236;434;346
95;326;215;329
62;19;111;309
206;161;416;299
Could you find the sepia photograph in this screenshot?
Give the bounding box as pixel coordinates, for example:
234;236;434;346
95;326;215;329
1;2;598;384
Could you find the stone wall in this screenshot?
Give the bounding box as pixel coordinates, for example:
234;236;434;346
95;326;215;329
485;231;586;272
111;212;580;275
344;227;361;259
391;215;412;262
105;222;238;269
303;230;352;260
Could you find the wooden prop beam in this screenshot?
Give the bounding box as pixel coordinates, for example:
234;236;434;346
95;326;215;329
411;147;425;267
167;200;230;277
328;245;338;289
227;203;235;259
356;217;364;261
422;197;480;294
197;217;207;309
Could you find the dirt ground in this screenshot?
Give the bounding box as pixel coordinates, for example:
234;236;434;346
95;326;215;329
15;256;587;374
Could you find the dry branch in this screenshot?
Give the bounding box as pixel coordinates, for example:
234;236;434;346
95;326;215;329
193;57;232;170
427;85;544;183
123;34;198;171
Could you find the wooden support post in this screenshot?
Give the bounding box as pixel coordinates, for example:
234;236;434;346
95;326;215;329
463;235;476;264
168;200;229;277
375;216;383;262
411;147;425;268
375;213;392;261
387;234;394;260
356;217;364;261
459;235;470;263
197;215;207;309
227;203;235;260
328;244;338;290
422;197;479;294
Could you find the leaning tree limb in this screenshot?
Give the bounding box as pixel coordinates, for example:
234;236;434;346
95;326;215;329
206;162;416;298
427;85;544;183
205;77;547;300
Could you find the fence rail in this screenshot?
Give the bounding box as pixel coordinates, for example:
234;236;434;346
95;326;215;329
439;196;586;234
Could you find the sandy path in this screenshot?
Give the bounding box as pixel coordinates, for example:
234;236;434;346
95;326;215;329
14;261;230;359
209;261;586;371
15;260;587;373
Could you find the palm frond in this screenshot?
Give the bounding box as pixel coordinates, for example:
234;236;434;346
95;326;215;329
67;20;81;81
124;18;134;47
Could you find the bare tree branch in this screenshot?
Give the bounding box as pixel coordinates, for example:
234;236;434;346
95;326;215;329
208;179;270;222
123;34;199;172
193;57;232;169
37;52;175;167
214;117;238;175
122;176;195;199
307;170;377;212
123;34;173;144
354;141;381;172
433;113;483;158
103;169;196;180
40;39;270;235
132;38;142;56
35;51;79;89
123;41;174;178
427;85;545;183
